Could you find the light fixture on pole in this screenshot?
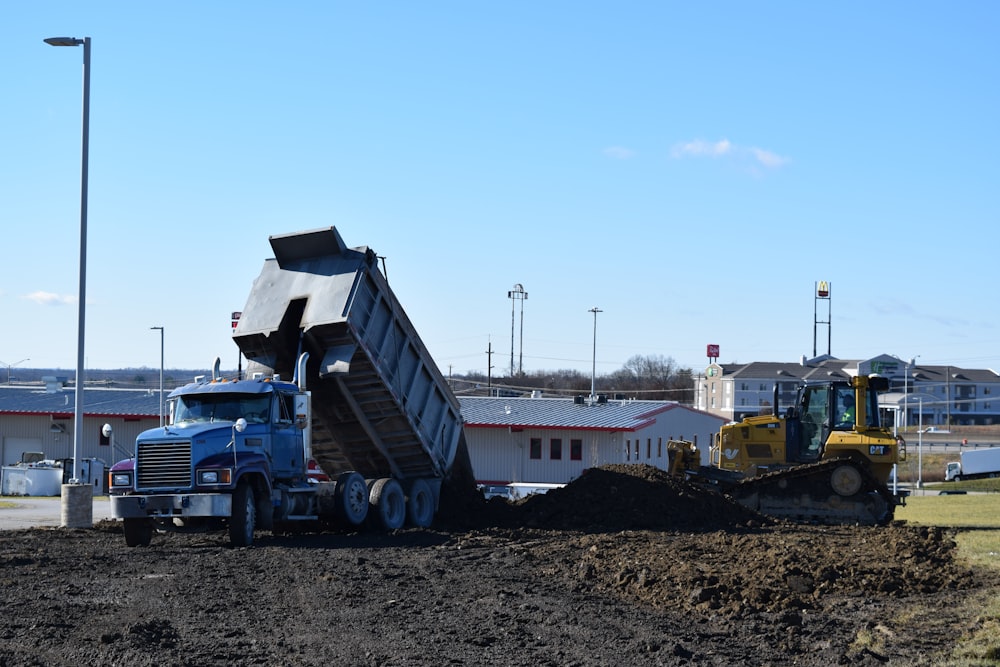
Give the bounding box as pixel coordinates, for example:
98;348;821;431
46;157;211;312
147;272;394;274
151;326;164;426
507;284;527;377
46;35;92;525
589;307;602;400
1;358;29;384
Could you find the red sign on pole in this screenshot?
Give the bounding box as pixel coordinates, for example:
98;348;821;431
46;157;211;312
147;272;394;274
706;344;720;359
231;311;241;330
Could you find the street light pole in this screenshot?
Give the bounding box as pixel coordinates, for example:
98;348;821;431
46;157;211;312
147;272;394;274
151;327;164;426
589;307;602;400
46;35;92;525
918;396;924;489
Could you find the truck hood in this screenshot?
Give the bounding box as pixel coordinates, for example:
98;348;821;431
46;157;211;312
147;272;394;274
142;421;242;442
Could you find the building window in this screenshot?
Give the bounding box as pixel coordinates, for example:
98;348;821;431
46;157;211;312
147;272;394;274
657;437;662;458
740;382;749;391
529;438;542;460
570;439;582;461
986;388;992;395
646;438;651;459
635;440;639;459
550;438;562;460
759;383;766;391
625;439;631;461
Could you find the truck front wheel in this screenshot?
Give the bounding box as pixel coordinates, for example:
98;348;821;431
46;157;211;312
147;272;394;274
230;482;256;547
123;518;152;547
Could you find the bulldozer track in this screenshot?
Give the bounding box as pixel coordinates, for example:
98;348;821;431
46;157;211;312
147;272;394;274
728;458;896;526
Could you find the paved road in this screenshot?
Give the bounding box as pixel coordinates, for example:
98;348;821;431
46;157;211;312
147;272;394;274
0;495;114;531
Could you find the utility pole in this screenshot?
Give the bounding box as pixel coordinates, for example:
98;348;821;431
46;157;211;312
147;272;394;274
485;338;494;394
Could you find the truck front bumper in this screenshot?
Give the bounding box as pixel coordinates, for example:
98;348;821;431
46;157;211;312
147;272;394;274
111;493;232;519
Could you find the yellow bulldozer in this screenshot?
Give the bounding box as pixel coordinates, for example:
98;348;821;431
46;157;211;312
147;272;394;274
669;375;906;525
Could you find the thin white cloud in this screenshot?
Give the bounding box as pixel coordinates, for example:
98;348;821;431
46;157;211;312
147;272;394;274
23;291;75;306
671;139;732;158
603;146;635;160
671;138;788;169
750;147;789;168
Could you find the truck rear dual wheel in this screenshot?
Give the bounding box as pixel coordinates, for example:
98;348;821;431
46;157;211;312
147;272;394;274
406;479;434;528
335;471;370;527
369;478;406;530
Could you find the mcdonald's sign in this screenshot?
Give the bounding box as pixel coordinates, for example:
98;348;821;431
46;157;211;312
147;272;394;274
816;281;830;298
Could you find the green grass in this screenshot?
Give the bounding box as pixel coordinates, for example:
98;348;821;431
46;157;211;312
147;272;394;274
897;493;1000;527
895;492;1000;664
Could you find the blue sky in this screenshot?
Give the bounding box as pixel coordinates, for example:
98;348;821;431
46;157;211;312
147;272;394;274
2;3;998;379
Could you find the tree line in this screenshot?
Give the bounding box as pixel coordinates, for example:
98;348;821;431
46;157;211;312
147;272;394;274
449;354;694;403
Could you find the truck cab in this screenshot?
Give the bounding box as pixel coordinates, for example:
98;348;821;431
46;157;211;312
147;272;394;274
109;370;313;547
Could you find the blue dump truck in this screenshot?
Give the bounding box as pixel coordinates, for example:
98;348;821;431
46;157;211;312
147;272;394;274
110;227;473;546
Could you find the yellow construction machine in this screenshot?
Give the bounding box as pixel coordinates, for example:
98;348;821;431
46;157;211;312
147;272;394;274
669;375;906;525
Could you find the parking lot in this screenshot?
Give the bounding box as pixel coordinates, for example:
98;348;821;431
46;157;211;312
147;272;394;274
0;495;113;531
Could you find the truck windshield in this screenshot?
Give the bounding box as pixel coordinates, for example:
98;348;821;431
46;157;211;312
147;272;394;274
174;394;271;424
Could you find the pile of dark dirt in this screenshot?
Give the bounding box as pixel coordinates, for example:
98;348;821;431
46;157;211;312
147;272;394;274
537;523;978;619
516;464;771;532
440;463;771;532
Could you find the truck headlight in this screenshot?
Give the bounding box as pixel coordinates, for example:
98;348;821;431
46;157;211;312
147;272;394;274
197;469;231;485
111;472;132;487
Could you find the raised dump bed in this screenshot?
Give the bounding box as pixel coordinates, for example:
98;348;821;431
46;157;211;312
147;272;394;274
233;227;467;485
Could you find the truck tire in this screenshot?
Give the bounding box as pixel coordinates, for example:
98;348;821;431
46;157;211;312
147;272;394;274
369;478;406;530
123;518;152;547
335;471;369;527
230;482;256;547
406;478;435;528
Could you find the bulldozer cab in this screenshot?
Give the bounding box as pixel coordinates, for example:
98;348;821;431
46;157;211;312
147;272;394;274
793;377;886;460
797;384;832;461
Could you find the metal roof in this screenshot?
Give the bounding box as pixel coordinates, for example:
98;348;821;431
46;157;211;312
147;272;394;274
0;385;160;418
457;396;704;431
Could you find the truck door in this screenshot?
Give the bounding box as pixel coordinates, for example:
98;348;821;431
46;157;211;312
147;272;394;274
270;391;304;480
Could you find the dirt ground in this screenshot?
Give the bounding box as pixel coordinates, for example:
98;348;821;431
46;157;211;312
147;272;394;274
0;464;993;666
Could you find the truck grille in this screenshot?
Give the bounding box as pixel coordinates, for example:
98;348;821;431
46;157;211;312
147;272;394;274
136;441;192;489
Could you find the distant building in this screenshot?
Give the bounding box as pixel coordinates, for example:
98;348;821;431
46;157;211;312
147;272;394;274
458;395;726;486
694;354;1000;428
0;380;161;476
